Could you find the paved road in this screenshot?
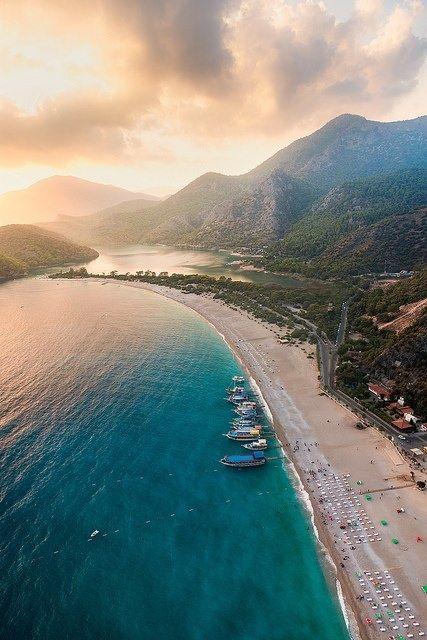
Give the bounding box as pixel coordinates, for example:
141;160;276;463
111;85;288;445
282;298;427;460
252;297;427;457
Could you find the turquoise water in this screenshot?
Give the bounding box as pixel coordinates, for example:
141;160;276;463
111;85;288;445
0;278;349;640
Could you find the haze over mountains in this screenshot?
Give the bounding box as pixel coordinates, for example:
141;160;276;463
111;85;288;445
45;114;426;272
0;175;160;226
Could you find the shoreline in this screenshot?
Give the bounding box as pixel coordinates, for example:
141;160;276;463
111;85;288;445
55;278;427;639
111;280;366;638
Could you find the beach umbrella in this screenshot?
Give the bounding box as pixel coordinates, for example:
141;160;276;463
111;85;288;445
365;494;372;501
380;519;388;526
422;585;427;593
391;538;399;544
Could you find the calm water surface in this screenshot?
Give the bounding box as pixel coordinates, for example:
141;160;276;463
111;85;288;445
83;244;304;287
0;277;348;640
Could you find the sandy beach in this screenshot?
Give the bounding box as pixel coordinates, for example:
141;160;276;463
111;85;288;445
98;280;426;639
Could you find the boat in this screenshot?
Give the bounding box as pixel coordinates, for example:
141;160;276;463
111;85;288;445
235;401;258;417
225;428;261;441
220;451;266;468
232;417;255;426
231;422;264;431
227;387;249;404
90;530;99;538
243;438;268;451
226;376;245;393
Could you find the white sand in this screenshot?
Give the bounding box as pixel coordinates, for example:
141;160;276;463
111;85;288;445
84;280;427;638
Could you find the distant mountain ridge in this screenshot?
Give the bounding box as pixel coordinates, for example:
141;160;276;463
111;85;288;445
45;114;427;276
0;175;160;226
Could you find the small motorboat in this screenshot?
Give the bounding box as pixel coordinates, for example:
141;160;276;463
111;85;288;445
243;438;268;451
90;530;100;538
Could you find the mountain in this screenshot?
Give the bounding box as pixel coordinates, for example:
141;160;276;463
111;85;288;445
0;224;98;280
309;208;426;277
45;114;427;253
250;114;427;191
0;176;160;226
261;168;427;276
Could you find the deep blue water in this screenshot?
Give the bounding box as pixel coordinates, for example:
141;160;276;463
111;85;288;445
0;278;349;640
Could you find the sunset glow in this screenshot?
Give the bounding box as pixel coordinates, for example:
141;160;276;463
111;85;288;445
0;0;426;194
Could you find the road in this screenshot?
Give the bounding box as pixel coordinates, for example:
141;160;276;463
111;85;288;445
280;298;427;459
249;296;427;455
315;299;427;457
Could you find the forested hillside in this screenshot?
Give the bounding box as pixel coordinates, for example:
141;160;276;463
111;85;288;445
336;269;427;416
46;114;427;264
0;225;98;280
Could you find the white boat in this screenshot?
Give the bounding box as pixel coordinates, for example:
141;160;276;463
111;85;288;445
227;387;249;404
243;438;268;451
235;401;258;417
90;530;99;538
225;428;261;441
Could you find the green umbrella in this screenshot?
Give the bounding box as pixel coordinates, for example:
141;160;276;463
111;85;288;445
380;519;388;526
392;538;399;544
365;494;372;501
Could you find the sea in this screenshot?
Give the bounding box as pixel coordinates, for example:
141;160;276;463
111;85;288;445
0;276;349;640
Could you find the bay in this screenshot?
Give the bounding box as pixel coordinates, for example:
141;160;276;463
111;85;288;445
0;278;348;639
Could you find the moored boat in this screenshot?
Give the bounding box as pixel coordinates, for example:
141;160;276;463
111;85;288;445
235;401;258;417
232;419;255;428
227;387;249;404
225;428;261;441
243;438;268;451
231;422;263;431
220;451;266;468
226;376;245;394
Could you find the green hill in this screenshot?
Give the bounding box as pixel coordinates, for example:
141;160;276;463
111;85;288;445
337;269;427;417
0;224;98;280
261;167;426;277
46;114;427;252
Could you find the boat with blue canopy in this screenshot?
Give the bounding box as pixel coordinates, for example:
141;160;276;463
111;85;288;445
220;451;266;468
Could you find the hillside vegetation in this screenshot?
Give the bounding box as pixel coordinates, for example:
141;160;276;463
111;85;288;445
0;225;98;279
46;114;427;266
336;269;427;416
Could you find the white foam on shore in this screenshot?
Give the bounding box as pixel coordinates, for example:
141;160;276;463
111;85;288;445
240;358;354;637
116;282;357;638
285;456;355;637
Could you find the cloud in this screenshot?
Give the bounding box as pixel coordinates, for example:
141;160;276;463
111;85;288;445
0;0;425;168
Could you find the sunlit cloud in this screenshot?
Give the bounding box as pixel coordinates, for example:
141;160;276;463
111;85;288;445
0;0;425;179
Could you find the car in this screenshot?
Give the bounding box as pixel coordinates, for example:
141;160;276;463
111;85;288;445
397;435;406;440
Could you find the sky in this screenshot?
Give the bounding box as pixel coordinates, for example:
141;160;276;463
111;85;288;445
0;0;426;196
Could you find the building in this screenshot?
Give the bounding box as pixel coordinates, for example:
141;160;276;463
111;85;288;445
392;419;414;432
368;382;392;402
404;411;420;425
